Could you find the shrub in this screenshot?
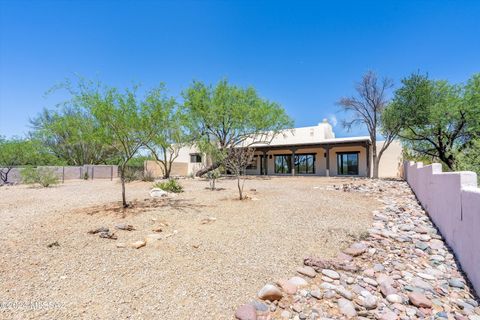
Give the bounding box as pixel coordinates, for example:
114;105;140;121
153;179;183;193
142;170;155;182
123;166;142;182
21;167;59;187
83;171;89;180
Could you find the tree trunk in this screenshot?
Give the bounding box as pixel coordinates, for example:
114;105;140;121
195;162;221;177
373;157;380;179
237;175;243;200
0;167;12;183
372;143;378;179
120;166;128;208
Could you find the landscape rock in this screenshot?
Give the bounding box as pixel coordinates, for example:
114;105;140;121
296;266;316;278
130;240;146;249
408;292;432;308
149;188;167;198
258;284;283;301
338;298;357;318
235;304;257;320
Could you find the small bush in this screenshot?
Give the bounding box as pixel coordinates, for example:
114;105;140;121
153;179;183;193
83;171;89;180
123;167;141;182
21;167;59;187
142;170;155;182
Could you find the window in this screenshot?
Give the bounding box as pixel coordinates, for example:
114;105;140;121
246;157;257;170
295;154;315;174
337;152;359;175
274;155;292;174
274;154;316;174
190;154;202;163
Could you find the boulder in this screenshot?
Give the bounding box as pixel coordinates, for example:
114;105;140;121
150;188;167;198
408;292;432;308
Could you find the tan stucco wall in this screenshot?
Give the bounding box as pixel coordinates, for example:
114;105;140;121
144;160;189;177
377;140;403;178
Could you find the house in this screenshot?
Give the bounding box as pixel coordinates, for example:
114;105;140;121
145;119;403;178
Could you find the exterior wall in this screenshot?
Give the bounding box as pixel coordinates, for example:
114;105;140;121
144;160;188;177
145;145;208;177
377;140;403;178
404;161;480;296
0;165;118;184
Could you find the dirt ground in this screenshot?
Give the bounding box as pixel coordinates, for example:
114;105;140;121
0;176;379;319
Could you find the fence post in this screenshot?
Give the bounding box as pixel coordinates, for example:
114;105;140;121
111;165;113;181
62;166;65;183
92;166;94;180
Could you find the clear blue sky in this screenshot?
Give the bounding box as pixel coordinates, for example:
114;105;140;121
1;0;479;138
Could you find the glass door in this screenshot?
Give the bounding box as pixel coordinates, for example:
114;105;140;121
337;152;359;175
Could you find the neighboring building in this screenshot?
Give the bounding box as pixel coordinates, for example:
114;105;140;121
145;119;403;178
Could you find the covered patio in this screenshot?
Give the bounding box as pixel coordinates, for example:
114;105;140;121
246;138;372;177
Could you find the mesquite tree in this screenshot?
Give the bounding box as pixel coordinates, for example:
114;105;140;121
337;71;399;178
385;72;480;170
181;79;293;177
66;79;169;207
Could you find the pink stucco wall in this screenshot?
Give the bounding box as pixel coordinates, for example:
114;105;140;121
404;161;480;295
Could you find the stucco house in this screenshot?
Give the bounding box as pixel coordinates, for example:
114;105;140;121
145;119;403;178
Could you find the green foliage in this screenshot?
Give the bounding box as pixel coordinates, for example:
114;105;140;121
20;167;59;187
181;79;293;175
0;137;61;183
455;139;480;175
153;179;183;193
30;104;119;166
387;73;480;169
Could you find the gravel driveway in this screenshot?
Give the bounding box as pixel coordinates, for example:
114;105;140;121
0;176;377;319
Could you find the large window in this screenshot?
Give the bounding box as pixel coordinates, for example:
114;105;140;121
274;154;316;174
295;154;315;174
274;155;292;174
337;152;359;175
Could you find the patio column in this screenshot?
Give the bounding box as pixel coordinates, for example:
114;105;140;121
290;148;297;176
262;151;268;175
325;145;330;177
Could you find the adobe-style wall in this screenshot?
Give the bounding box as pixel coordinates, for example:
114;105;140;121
0;165;118;184
403;161;480;295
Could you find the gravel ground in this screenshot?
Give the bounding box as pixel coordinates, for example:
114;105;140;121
0;176;377;319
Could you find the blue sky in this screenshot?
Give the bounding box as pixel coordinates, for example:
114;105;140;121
1;0;479;138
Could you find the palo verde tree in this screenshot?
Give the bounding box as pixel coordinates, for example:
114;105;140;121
66;79;169;207
181;79;293;177
385;73;480;170
337;71;400;178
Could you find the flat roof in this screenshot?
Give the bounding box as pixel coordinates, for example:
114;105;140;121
251;136;371;150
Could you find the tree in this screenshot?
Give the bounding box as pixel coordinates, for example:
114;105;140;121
224;147;255;200
30;105;119;166
181;79;293;177
386;73;480;170
337;71;399;178
0;137;60;183
143;92;185;179
67;79;169;207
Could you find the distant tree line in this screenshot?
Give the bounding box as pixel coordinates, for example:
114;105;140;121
0;78;292;204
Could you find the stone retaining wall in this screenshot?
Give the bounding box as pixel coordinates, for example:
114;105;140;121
404;161;480;296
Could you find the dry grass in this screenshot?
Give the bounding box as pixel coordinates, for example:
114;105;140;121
0;176;379;319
